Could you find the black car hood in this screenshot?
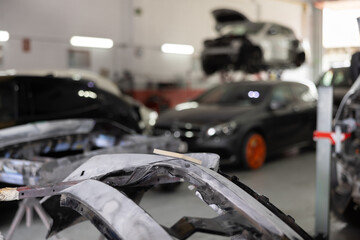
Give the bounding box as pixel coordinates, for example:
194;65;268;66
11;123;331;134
212;9;249;32
212;9;248;24
156;104;257;127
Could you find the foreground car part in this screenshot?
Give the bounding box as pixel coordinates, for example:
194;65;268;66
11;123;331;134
0;119;184;185
0;153;312;239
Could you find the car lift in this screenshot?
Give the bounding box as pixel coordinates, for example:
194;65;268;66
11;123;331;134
312;86;355;240
313;86;333;240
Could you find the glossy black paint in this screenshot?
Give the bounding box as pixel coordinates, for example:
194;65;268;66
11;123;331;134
154;81;317;164
0;75;142;132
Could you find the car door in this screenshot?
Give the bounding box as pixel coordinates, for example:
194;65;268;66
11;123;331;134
264;83;300;151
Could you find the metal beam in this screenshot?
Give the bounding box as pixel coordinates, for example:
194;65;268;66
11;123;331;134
315;87;333;240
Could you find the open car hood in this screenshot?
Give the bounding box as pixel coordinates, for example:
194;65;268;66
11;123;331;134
212;9;249;31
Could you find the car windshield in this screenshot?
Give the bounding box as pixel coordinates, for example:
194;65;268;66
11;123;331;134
195;83;269;106
219;22;265;36
318;68;352;87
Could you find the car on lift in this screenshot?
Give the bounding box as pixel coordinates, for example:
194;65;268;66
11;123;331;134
201;9;306;75
0;69;157;133
153;80;317;169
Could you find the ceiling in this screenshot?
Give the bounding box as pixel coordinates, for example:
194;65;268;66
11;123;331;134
312;0;360;9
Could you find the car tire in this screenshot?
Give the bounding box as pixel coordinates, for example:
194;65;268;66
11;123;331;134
294;51;305;67
245;47;263;74
239;132;267;170
330;156;360;225
201;56;219;75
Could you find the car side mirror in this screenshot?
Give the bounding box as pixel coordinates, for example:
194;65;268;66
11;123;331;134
269;99;287;111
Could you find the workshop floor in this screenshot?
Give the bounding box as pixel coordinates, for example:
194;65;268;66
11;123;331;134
1;149;360;240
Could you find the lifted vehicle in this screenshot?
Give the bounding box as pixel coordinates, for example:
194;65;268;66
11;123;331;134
0;69;157;133
0;153;312;240
201;9;305;75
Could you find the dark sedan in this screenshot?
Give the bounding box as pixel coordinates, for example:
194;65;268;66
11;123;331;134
153;81;317;169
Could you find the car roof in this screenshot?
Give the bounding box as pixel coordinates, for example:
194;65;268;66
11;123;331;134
229;80;286;87
226;80;316;92
0;69;121;97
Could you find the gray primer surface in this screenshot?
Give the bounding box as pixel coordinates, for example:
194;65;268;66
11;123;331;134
60;179;172;240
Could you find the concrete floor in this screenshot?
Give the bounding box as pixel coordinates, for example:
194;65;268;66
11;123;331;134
1;149;360;239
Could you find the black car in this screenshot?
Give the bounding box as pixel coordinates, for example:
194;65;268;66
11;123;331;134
154;80;317;169
0;70;157;133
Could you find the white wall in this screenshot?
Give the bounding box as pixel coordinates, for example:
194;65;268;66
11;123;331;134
0;0;307;88
0;0;125;74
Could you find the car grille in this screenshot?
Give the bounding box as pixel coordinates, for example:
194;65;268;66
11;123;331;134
153;125;202;141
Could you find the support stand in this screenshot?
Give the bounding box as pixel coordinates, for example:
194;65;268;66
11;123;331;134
6;198;61;240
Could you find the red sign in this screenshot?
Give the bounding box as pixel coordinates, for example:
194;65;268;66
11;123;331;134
23;38;30;52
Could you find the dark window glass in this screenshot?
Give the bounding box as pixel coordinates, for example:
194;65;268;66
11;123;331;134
267;25;280;36
220;22;265;36
195;83;269;105
291;84;316;103
0;78;16;122
318;68;351;87
27;77;99;116
280;26;293;35
271;85;292;104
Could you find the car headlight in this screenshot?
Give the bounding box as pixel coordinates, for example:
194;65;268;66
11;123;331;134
148;111;158;126
206;121;237;137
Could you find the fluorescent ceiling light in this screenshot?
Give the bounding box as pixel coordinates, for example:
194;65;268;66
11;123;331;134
70;36;113;49
0;31;10;42
161;43;194;55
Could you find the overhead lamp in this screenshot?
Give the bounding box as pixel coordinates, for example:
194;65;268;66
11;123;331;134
0;31;10;42
161;43;194;55
70;36;114;49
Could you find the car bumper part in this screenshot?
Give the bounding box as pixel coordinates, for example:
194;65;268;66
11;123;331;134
12;153;313;239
